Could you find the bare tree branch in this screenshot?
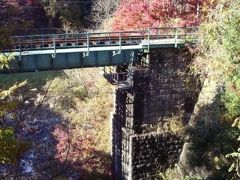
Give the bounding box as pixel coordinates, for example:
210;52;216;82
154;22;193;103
90;0;120;29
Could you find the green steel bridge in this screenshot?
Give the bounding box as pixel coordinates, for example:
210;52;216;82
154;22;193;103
1;27;198;73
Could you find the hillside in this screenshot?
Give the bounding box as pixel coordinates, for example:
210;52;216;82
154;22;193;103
0;69;114;179
0;0;240;180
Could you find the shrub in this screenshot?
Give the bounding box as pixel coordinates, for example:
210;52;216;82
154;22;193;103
0;128;31;164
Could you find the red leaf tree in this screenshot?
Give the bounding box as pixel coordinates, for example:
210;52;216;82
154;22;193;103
111;0;216;30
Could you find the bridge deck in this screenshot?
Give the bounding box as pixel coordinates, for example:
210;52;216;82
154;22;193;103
1;27;198;73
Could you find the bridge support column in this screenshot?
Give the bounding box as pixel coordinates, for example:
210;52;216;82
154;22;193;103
112;47;200;180
112;88;135;180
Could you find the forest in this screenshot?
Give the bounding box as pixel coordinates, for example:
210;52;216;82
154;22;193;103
0;0;240;179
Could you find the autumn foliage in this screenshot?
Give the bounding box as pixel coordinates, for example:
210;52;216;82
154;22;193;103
53;125;111;178
111;0;217;30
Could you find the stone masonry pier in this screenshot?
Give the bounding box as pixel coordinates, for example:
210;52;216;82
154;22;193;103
112;47;199;180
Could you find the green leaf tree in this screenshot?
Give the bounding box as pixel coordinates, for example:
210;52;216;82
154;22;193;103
0;128;31;164
226;118;240;178
190;0;240;178
0;55;30;166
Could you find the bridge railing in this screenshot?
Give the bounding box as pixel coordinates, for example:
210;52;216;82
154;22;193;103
148;27;198;41
11;27;198;52
103;67;129;85
12;31;145;51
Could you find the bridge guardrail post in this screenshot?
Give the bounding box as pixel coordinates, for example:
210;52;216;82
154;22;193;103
19;38;22;62
175;28;178;48
108;33;111;45
87;32;90;56
157;28;160;39
76;34;79;46
119;32;122;54
41;35;44;48
64;34;66;46
98;34;100;45
148;28;150;53
30;36;33;49
52;36;56;58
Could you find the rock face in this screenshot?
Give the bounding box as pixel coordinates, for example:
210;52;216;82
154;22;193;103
178;78;223;178
112;48;199;180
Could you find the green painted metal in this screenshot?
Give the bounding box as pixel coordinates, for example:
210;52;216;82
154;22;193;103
0;27;198;73
6;50;138;73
